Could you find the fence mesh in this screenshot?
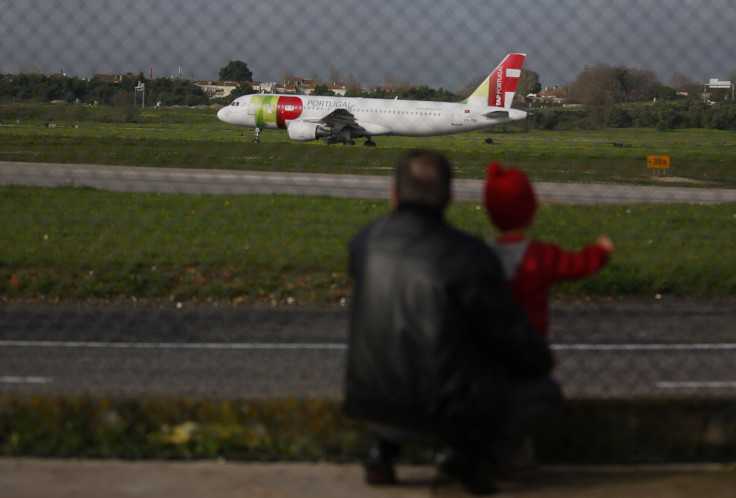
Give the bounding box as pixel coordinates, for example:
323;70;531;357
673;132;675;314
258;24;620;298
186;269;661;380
1;0;735;463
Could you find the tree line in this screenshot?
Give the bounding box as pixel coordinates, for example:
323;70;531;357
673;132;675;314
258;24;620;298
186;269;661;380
0;73;210;107
526;63;736;131
3;60;735;130
529;99;736;131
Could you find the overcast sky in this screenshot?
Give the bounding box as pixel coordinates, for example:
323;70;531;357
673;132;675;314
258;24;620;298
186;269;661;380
3;0;735;91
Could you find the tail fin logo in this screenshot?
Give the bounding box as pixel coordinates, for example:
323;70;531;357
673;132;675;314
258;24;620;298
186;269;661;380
463;53;525;108
494;65;504;107
489;53;525;108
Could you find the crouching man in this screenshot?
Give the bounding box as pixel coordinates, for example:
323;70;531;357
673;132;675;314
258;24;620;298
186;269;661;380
344;150;561;495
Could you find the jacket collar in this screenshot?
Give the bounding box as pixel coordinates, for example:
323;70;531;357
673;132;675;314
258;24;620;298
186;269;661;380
395;203;445;220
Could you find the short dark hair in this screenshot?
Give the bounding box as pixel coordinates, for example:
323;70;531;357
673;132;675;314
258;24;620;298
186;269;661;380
394;150;452;212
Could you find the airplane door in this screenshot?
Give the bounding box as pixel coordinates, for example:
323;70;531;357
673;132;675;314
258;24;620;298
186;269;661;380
452;108;465;126
248;103;256;115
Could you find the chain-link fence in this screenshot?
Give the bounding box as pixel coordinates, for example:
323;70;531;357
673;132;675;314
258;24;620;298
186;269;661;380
1;1;735;463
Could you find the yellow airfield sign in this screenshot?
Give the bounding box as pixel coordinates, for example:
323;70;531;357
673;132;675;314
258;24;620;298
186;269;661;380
647;155;670;169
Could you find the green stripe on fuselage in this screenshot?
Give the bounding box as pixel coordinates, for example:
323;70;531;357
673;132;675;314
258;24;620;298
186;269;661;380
252;95;280;128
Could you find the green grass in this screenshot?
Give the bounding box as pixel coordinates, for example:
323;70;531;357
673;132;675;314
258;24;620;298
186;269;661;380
2;186;736;302
2;104;735;186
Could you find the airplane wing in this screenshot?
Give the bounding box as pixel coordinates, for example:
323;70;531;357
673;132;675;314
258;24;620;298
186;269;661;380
323;109;367;133
322;108;359;126
294;107;390;143
306;108;367;136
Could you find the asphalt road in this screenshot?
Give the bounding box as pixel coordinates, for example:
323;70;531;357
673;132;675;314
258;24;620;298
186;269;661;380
1;298;735;399
3;161;736;204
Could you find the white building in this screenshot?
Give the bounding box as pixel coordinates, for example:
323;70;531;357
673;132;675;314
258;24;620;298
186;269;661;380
196;80;238;98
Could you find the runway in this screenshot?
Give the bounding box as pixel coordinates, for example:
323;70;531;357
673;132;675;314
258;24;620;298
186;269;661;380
3;161;736;204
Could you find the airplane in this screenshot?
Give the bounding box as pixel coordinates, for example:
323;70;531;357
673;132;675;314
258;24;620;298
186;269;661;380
216;53;528;146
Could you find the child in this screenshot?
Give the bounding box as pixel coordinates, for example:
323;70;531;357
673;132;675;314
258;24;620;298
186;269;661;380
483;161;614;477
483;161;614;340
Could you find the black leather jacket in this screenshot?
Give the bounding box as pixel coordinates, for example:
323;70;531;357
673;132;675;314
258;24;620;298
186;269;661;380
344;205;553;433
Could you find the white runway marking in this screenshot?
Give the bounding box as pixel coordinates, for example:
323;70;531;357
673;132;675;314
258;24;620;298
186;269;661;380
0;340;347;350
551;343;736;351
657;381;736;389
1;341;735;351
0;376;52;384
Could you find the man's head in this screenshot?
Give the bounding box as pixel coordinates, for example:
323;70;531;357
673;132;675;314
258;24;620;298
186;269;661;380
392;150;452;213
483;161;538;232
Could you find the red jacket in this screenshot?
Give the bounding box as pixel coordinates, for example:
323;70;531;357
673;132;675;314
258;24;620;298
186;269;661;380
489;235;610;339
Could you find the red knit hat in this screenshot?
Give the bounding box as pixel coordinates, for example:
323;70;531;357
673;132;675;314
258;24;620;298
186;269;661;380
483;161;537;231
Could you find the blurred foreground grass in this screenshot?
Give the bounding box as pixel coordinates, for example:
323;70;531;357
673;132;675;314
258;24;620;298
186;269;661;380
1;395;733;463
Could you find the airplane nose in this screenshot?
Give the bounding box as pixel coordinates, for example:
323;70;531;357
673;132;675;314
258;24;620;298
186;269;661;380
217;106;228;122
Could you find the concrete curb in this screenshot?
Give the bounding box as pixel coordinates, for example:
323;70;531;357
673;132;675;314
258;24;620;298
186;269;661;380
2;458;736;498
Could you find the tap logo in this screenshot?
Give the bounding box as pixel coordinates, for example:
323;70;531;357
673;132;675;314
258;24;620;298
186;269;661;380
276;96;303;128
494;65;504;107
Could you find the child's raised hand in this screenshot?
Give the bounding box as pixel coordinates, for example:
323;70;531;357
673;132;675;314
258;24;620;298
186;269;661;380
596;235;615;253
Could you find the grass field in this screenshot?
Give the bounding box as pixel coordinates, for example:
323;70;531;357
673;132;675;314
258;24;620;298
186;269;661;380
2;186;736;303
2;105;735;302
2;104;735;187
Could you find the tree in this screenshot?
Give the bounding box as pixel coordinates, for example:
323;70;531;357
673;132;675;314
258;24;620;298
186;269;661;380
668;72;696;90
311;83;334;96
570;64;660;106
653;86;677;101
228;81;255;101
619;67;659;101
345;70;361;96
328;65;340;85
219;61;253;83
458;75;485;98
384;75;412;91
21;62;41;75
515;69;541;107
135;77;208;106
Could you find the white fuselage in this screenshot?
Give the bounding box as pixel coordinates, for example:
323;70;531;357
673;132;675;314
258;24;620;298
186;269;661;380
217;53;528;144
217;93;527;139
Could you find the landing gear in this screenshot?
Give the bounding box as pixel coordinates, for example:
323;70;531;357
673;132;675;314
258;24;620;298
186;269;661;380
253;127;262;143
343;139;356;145
364;138;376;147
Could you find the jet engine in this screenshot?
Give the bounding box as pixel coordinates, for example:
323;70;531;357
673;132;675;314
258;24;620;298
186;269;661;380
287;121;332;142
